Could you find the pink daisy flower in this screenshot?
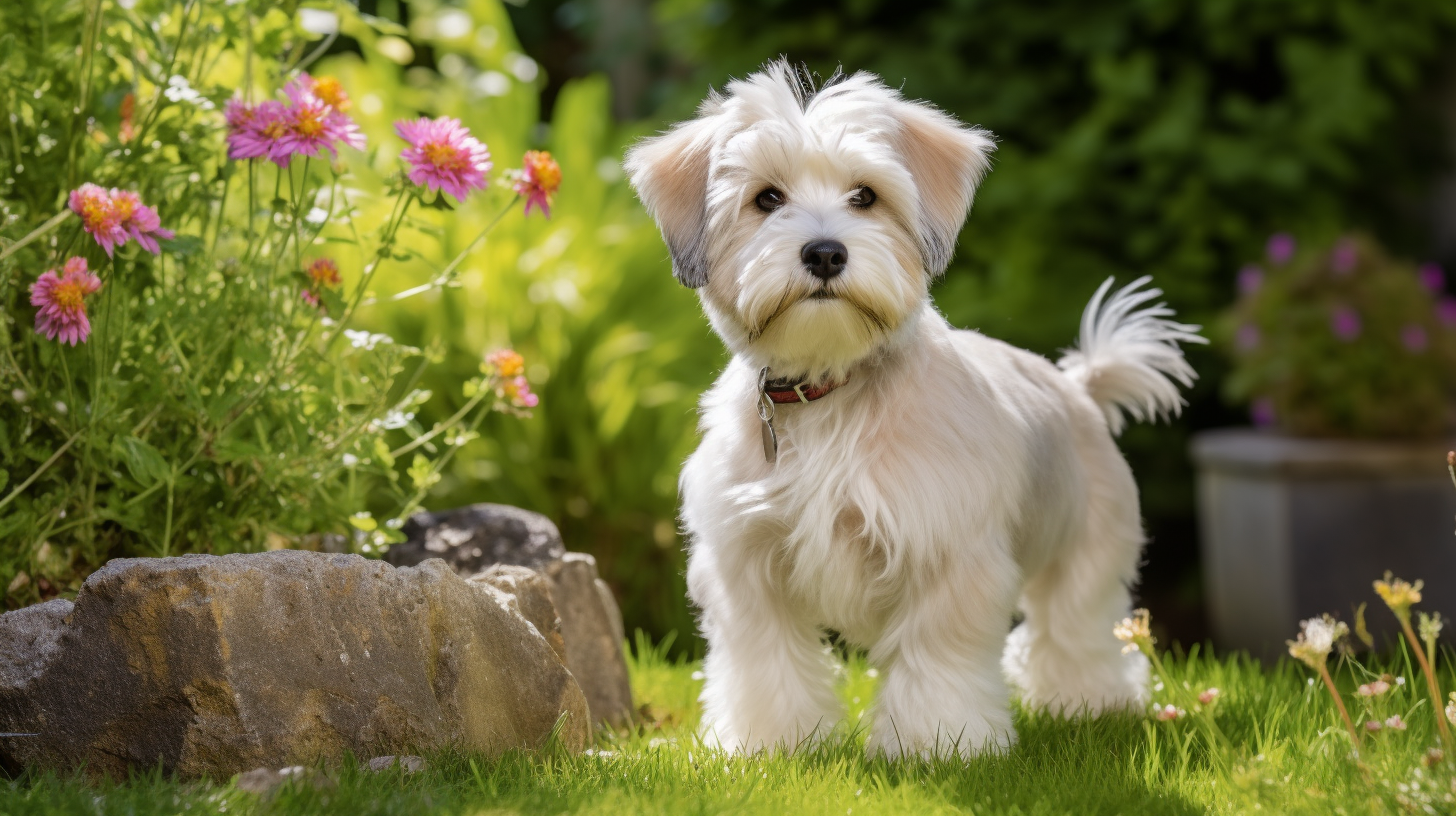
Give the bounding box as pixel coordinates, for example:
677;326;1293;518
395;117;492;202
282;75;366;153
514;150;562;218
30;257;103;345
226;99;293;165
109;189;174;254
68;183;127;256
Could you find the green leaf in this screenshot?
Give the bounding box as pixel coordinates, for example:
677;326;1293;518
112;437;171;489
348;512;377;532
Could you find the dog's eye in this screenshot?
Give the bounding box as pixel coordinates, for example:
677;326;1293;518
755;188;786;212
848;186;877;209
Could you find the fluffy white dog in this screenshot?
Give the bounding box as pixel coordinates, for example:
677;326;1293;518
625;61;1205;758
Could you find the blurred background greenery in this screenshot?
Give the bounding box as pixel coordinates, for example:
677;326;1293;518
337;0;1456;651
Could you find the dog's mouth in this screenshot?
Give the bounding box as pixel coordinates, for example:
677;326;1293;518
747;285;891;341
808;289;838;301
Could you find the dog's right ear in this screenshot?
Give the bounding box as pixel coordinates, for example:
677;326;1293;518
625;109;719;289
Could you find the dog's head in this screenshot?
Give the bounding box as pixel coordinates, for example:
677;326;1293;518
626;60;995;381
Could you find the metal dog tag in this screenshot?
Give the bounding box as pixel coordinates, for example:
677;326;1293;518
757;367;778;464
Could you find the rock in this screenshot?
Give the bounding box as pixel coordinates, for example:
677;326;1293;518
388;505;635;727
391;503;566;575
366;754;426;773
236;765;335;796
545;554;634;728
472;566;567;664
0;551;590;779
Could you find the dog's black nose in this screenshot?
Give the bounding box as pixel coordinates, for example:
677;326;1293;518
801;240;848;280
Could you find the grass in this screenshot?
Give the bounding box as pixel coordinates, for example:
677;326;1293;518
4;634;1455;815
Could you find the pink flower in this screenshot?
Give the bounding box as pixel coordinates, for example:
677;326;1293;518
1330;237;1358;275
1251;397;1276;428
1358;680;1391;697
1237;264;1263;296
30;257;102;345
282;75;366;153
1198;688;1220;705
109;189;174;254
395;117;492;202
1402;324;1429;353
1366;719;1383;732
504;375;539;409
67;184;171;256
226;99;292;165
1384;714;1407;731
514;150;562;218
1330;306;1361;341
68;183;127;256
1154;704;1183;721
1266;233;1296;265
1438;297;1456;327
1419;263;1445;293
1236;323;1260;352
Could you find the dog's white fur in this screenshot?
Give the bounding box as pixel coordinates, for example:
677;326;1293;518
626;61;1205;759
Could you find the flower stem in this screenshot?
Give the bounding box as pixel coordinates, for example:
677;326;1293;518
1400;618;1450;743
0;209;73;263
1316;663;1361;748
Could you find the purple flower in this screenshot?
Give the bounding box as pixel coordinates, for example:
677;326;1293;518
1236;323;1261;352
1330;306;1361;341
1419;263;1445;294
1438;297;1456;327
1401;324;1429;353
1330;237;1358;275
1266;233;1296;265
1237;264;1263;296
1251;397;1276;428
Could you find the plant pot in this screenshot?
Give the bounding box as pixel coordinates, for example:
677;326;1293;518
1190;428;1456;658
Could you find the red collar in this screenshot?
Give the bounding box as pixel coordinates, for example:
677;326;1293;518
761;374;847;404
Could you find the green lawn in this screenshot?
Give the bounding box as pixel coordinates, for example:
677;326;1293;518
4;636;1453;815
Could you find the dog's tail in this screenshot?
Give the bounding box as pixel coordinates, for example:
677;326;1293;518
1056;276;1207;435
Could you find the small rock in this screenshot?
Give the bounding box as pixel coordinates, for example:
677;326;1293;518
236;765;335;796
367;754;426;773
0;551;590;779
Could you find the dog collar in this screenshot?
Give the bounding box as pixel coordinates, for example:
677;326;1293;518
755;367;846;464
761;375;847;404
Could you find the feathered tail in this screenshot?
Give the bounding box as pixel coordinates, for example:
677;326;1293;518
1057;276;1207;435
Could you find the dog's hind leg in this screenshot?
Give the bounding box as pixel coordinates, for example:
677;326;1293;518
1001;449;1150;715
688;541;843;753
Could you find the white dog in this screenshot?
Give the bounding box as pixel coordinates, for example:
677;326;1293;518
626;61;1204;759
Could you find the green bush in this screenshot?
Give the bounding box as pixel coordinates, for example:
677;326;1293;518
0;0;550;606
1219;233;1456;438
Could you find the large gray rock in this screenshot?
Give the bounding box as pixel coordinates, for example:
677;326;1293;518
0;551;590;779
388;504;634;727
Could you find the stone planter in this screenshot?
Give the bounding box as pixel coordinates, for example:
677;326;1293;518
1191;428;1456;657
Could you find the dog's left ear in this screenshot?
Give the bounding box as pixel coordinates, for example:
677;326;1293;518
625;107;721;289
892;102;996;276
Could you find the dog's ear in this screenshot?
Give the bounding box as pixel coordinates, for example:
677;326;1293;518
625;107;721;289
893;102;995;276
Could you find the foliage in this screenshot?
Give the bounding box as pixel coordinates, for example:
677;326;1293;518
6;640;1456;815
1219;234;1456;438
0;0;542;607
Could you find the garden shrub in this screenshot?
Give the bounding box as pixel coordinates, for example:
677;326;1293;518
0;0;549;606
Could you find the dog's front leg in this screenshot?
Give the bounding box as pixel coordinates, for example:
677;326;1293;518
867;546;1020;759
688;542;843;754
